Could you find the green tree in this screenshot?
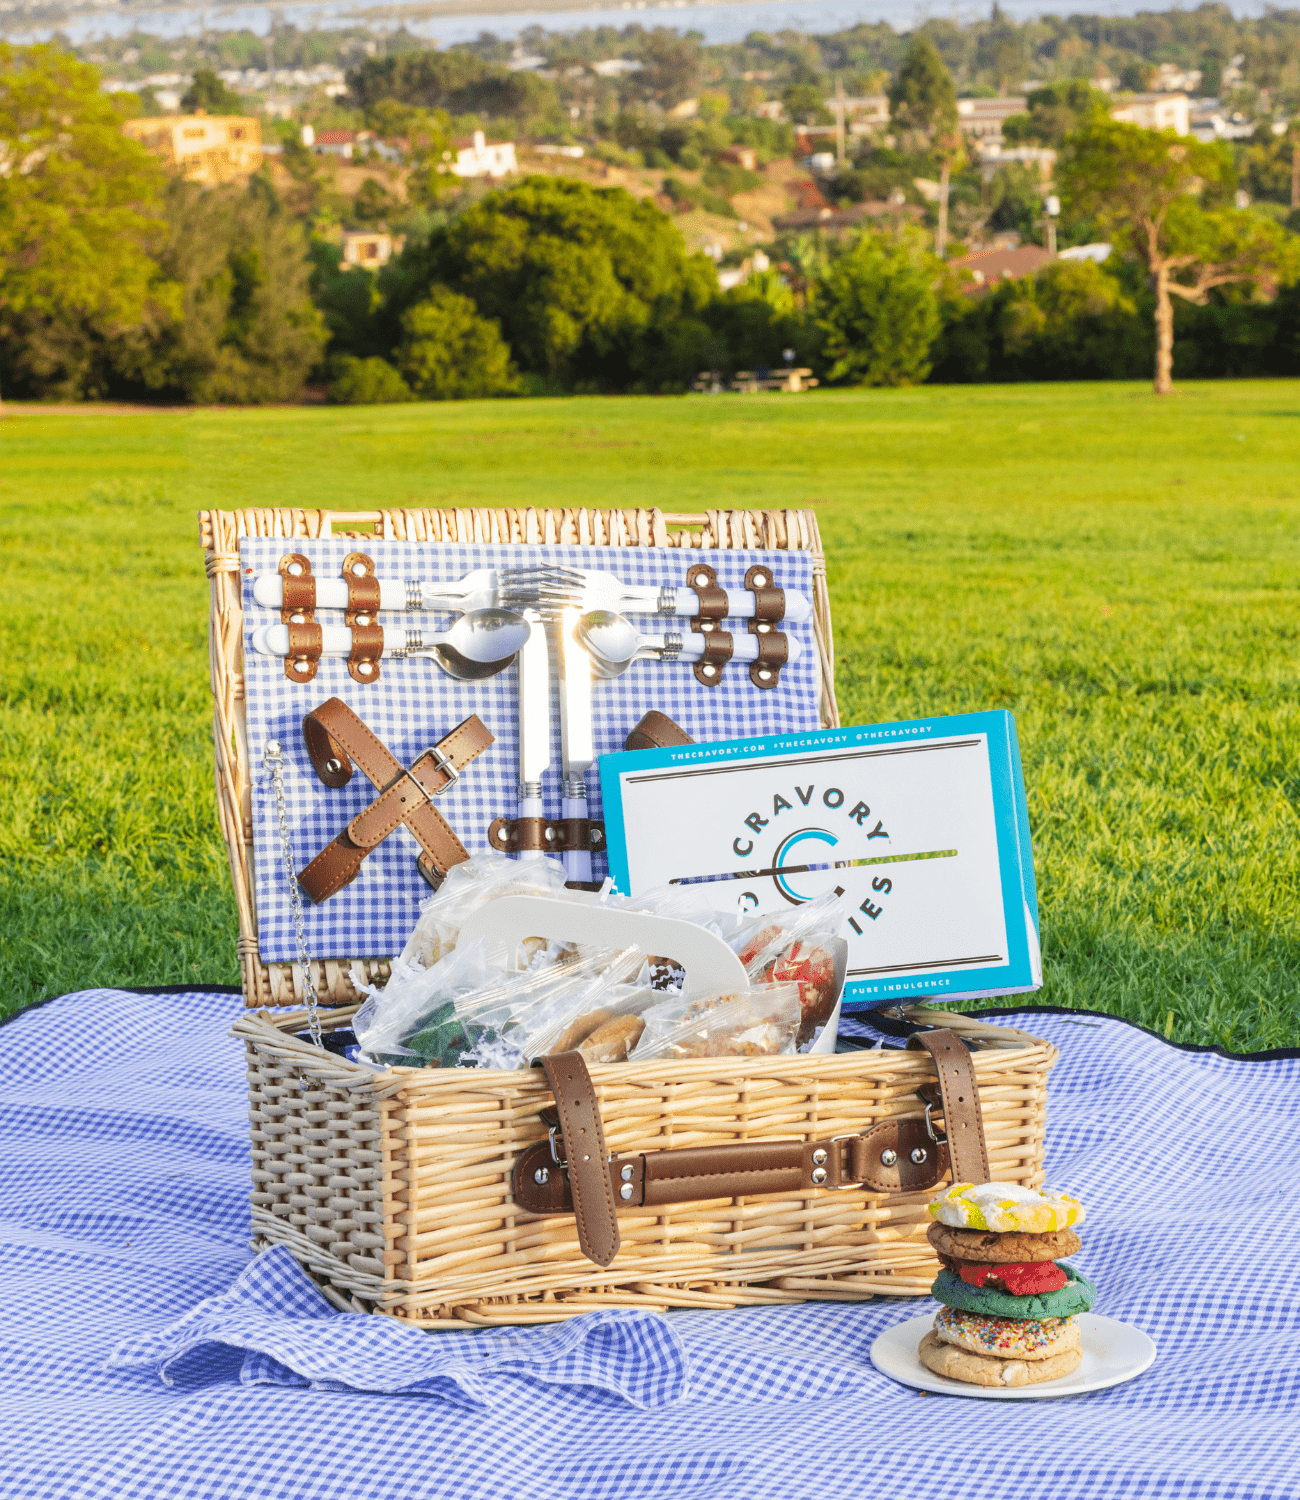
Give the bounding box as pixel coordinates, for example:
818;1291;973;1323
348;50;559;127
1062;119;1299;393
814;229;941;386
408;175;716;387
181;68;243;114
975;4;1024;94
352;177;398;226
329;354;414;404
889;36;957;141
889;37;959;256
782;82;832;126
0;44;174;398
1002;82;1108;148
125;180;327;402
397;287;519;399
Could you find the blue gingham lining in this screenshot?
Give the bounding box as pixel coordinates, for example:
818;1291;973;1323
5;988;1298;1500
240;541;821;963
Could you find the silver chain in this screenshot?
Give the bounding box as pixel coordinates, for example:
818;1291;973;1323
263;740;323;1048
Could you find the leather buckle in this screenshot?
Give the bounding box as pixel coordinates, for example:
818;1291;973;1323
408;743;460;799
548;1125;568;1168
830;1133;864;1189
925;1098;948;1145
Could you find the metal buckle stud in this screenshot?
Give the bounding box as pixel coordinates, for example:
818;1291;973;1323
402;744;459;806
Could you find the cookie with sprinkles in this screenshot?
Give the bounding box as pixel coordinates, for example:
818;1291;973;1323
932;1306;1081;1362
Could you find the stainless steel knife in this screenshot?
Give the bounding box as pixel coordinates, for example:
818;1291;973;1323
557;605;594;882
517;609;551;862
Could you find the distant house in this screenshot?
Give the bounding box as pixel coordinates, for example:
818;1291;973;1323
838;95;891;134
1110;93;1190;135
720;145;758;171
313;129;358;159
121;112;261;185
754;100;784;121
591;58;643;78
449;129;517;179
976;144;1057;182
957;97;1028;142
340;230;405;271
949;244;1055;295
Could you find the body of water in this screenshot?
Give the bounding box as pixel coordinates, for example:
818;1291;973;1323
3;0;1278;47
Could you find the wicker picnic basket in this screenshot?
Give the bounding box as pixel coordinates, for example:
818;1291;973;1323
201;506;1058;1327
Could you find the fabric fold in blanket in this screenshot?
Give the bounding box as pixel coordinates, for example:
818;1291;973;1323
106;1244;690;1410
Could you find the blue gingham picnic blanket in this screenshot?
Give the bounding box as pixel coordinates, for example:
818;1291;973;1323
241;542;822;964
4;988;1298;1500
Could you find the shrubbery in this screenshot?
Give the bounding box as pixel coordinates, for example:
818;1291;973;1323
329;355;414;404
398;288;520;398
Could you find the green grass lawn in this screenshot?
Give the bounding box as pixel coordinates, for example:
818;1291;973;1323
2;380;1297;1049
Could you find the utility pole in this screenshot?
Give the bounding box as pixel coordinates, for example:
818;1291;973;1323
835;77;846;167
1291;120;1299;212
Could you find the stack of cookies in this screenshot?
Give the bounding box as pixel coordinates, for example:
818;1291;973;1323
918;1182;1096;1389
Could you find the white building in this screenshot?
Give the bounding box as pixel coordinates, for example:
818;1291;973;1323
591;58;643;77
449;130;517;179
1110;93;1190;136
957;97;1028;142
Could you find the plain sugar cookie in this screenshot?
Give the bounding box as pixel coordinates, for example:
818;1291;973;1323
918;1328;1082;1388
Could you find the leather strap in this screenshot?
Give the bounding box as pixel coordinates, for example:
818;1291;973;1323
512;1027;987;1255
346;621;384;684
297;699;493;903
514;1116;948;1221
744;564;786;623
342;552;381;625
285;622;322;683
685;561;728;620
693;627;734;687
539;1052;620;1267
625;711;695;751
748;630;789;690
909;1030;990;1185
279;553;316;625
744;564;788;689
488;816;605;855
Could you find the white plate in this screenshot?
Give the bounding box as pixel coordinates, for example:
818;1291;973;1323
870;1313;1157;1400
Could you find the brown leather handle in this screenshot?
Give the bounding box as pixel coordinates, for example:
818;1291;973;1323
514;1115;949;1225
512;1028;986;1257
908;1029;990;1185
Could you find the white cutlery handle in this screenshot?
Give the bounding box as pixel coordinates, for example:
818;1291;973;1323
517;790;547;863
561;788;593;882
252;574;411;612
254;571;811;623
667;632;803;663
650;587;811;623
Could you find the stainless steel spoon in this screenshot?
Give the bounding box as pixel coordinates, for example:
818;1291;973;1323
577;610;669;679
402;608;532;680
576;608;803;680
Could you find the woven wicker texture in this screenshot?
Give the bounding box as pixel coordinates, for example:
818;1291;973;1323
200;507;837;1009
235;1005;1055;1327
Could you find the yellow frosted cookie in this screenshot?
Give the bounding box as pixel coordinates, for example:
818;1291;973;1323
928;1181;1086;1233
